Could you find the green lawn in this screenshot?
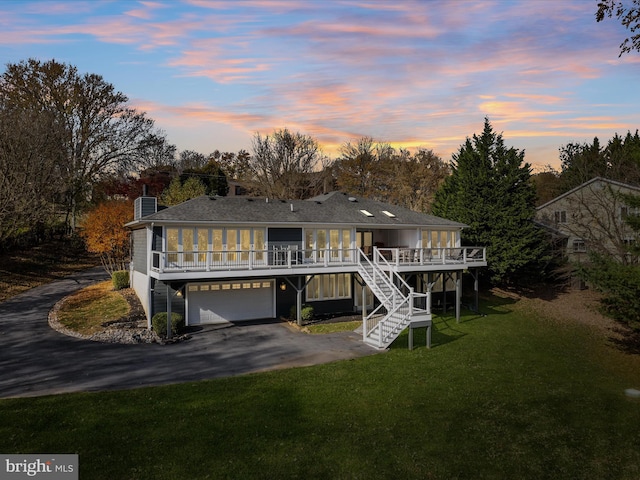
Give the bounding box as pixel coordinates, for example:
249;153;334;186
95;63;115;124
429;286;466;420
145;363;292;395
2;295;640;479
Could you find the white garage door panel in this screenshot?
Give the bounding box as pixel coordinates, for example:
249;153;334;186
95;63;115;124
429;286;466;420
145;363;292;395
188;280;274;324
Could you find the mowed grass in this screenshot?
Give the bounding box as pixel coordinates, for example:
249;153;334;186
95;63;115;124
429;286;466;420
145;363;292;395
56;280;129;335
306;320;361;334
2;295;640;479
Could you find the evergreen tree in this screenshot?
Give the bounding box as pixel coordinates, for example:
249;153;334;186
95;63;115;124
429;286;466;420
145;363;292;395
432;119;548;285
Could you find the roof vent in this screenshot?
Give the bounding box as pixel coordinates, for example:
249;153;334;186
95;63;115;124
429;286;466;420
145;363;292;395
348;197;357;202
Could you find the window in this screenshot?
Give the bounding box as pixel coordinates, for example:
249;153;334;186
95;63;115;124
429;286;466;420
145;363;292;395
306;274;352;301
164;227;265;265
554;211;567;224
422;230;458;249
240;229;251;261
212;229;223;262
183;228;194;263
167;228;179;263
342;229;352;260
621;206;640;220
254;229;265;261
305;228;354;261
226;229;237;261
573;240;586;253
330;229;340;258
197;228;208;263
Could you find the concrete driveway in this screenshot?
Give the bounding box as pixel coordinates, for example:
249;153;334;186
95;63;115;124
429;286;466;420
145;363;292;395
0;267;380;398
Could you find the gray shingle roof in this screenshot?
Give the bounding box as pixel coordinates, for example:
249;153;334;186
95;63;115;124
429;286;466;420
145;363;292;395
128;191;465;229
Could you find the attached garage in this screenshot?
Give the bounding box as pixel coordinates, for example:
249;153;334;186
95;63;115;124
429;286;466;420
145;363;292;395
187;279;275;325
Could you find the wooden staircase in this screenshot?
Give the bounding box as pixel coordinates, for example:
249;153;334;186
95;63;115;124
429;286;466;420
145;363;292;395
357;248;430;349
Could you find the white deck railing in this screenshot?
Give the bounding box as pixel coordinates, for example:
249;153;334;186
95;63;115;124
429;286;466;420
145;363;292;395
150;246;486;273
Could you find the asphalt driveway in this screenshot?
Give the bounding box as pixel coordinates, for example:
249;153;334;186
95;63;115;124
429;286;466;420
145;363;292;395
0;267;380;398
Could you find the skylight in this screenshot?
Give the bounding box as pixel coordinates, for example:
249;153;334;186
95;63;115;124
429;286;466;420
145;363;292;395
382;210;396;218
359;209;374;217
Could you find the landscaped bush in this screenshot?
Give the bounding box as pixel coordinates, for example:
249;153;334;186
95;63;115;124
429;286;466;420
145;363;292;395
152;312;184;337
289;304;314;322
111;270;130;290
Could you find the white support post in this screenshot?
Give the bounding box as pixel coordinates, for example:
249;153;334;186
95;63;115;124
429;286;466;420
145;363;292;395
455;271;461;323
166;283;172;340
297;277;302;326
409;287;414;317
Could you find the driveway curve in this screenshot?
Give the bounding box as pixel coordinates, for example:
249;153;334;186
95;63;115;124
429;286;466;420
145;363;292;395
0;267;380;398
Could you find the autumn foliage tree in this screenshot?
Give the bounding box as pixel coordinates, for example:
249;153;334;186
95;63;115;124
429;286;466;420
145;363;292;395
81;200;132;275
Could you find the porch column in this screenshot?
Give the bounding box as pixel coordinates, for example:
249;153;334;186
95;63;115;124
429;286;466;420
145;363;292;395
146;224;154;329
166;283;172;340
284;276;312;327
361;284;367;318
475;269;480;314
426;273;433;315
442;273;447;313
297;276;303;326
455;270;461;323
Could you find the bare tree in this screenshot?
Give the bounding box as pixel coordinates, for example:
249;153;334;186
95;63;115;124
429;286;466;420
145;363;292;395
0;58;164;232
248;128;330;199
386;148;450;213
212;149;252;181
0;105;65;246
333;137;392;198
177;150;207;172
133;133;177;172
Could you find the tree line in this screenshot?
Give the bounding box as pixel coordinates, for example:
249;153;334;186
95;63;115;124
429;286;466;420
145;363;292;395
2;57;640;334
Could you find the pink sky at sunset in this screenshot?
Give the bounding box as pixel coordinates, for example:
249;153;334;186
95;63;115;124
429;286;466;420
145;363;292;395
1;0;639;170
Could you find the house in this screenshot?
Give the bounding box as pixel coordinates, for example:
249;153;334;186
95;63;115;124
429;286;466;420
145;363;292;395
126;192;487;348
536;177;640;266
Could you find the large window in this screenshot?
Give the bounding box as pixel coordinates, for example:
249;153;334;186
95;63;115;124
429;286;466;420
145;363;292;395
421;230;459;249
305;228;354;261
167;228;179;263
164;227;265;265
306;274;352;301
212;229;223;261
183;228;194;263
197;228;208;263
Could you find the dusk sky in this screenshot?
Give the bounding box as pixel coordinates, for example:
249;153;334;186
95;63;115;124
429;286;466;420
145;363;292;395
1;0;639;170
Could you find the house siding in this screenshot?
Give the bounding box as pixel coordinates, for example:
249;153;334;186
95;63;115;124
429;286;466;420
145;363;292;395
132;229;147;273
536;177;640;264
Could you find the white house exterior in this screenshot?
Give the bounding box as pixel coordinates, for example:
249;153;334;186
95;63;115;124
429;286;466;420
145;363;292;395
127;192;486;348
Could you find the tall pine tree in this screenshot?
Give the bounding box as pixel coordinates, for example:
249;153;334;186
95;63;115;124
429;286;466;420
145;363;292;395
432;118;548;285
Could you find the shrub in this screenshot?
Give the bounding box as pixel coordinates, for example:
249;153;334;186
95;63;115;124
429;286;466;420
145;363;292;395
152;312;185;337
289;304;314;322
112;270;130;290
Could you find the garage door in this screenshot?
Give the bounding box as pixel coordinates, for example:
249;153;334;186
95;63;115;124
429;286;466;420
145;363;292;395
187;280;275;325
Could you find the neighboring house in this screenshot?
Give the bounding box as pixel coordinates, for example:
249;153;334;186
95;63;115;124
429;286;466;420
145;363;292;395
126;192;486;348
536;177;640;265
